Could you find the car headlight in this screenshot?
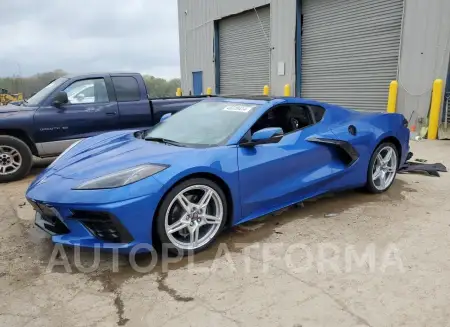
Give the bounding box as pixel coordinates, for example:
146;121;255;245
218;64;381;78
49;140;83;168
74;164;168;190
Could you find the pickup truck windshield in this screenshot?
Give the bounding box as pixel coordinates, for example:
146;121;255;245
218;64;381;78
145;101;260;146
25;77;68;106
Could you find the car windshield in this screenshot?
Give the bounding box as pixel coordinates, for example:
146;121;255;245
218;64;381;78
25;77;68;106
145;100;261;146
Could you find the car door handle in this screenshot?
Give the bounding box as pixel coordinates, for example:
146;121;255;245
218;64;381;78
105;112;117;116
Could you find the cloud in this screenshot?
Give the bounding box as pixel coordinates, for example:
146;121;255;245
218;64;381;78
0;0;181;79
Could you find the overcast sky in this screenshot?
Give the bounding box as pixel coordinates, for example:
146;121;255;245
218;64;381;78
0;0;181;79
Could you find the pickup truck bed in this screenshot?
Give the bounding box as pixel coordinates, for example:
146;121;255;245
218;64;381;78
0;72;209;182
150;96;210;126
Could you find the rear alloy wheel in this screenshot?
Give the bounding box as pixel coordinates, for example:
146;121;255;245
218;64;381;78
0;136;33;183
156;178;227;255
366;143;398;193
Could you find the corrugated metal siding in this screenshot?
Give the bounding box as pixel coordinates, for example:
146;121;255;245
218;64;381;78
177;0;272;95
301;0;404;111
178;0;296;96
219;6;271;95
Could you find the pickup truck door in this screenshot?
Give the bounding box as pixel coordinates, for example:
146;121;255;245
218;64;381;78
33;76;119;156
112;75;154;129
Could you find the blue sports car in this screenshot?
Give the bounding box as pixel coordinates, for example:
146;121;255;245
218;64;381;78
26;96;410;254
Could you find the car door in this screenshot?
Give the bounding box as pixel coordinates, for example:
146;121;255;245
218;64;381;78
33;76;119;156
237;104;336;222
112;75;154;130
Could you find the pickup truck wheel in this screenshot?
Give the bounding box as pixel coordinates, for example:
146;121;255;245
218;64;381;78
0;136;33;183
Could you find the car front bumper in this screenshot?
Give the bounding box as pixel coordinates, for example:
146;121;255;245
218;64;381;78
26;173;165;252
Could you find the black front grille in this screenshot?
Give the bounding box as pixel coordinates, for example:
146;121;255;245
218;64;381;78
40;215;70;235
70;210;132;243
28;200;70;235
37;203;56;217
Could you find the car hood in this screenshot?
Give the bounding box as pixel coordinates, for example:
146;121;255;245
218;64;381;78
48;130;195;180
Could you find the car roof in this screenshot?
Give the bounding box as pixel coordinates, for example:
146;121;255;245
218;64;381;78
64;72;140;79
209;96;269;105
212;95;329;107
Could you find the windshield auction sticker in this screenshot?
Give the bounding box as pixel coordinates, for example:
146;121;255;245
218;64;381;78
223;105;256;113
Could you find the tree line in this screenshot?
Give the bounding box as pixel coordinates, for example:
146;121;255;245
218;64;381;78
0;70;181;98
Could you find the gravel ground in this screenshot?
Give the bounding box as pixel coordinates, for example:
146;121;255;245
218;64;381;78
0;141;449;327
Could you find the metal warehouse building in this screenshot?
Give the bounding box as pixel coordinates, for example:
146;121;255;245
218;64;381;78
178;0;450;123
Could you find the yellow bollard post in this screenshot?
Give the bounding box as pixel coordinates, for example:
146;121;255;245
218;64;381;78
206;87;212;95
284;84;291;96
387;80;398;113
176;88;182;97
263;85;269;96
428;79;444;140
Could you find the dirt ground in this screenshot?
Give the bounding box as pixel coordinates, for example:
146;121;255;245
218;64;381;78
1;140;450;327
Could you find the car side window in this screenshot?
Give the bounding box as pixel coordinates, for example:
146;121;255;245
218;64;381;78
310;105;326;123
64;78;109;104
251;105;290;134
250;105;314;135
112;76;141;102
288;105;314;131
82;86;95;98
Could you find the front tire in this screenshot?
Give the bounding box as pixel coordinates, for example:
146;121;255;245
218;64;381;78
365;142;398;193
155;178;228;256
0;136;33;183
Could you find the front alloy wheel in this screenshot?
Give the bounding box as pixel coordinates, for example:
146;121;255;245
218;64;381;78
0;136;33;183
0;145;22;176
156;178;227;254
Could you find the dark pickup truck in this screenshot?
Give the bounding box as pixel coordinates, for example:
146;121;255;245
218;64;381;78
0;72;207;182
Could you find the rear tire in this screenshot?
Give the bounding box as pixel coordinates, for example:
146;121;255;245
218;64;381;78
365;142;398;193
0;136;33;183
155;178;228;256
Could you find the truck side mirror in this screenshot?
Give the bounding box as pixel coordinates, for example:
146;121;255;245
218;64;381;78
52;91;69;107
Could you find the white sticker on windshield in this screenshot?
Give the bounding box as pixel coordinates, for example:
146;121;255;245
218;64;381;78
223;105;255;113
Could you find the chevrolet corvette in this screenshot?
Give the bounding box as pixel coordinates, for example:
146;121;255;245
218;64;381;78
26;96;410;254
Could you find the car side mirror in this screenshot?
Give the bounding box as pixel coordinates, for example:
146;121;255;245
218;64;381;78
52;91;68;107
241;127;284;147
160;113;172;122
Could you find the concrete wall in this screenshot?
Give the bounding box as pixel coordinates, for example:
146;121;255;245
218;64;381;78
178;0;296;96
397;0;450;122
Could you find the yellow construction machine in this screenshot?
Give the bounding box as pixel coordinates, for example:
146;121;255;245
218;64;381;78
0;88;23;105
